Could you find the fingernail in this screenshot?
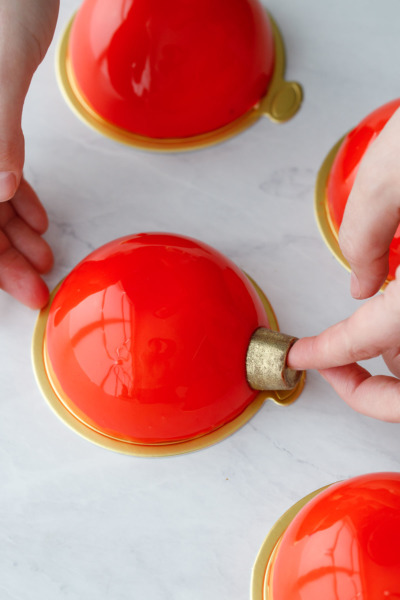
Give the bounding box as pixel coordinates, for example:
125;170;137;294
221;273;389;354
350;271;361;298
0;171;17;201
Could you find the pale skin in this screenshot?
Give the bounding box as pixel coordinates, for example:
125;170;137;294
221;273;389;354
0;0;59;308
2;2;400;421
288;108;400;422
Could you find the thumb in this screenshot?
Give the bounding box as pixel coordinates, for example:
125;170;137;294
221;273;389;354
338;108;400;298
0;51;26;201
0;71;26;202
0;6;44;202
0;2;60;202
0;119;25;203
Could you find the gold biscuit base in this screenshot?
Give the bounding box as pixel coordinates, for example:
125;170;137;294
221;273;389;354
56;12;303;152
32;275;305;457
251;485;330;599
314;137;350;273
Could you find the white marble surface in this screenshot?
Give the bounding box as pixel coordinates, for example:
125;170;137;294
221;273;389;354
1;1;400;598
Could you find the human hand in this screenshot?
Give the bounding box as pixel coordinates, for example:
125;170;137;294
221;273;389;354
0;0;59;308
0;179;53;308
288;270;400;422
288;108;400;421
339;106;400;299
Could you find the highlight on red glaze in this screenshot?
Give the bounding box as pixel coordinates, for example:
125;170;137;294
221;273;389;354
326;98;400;280
270;472;400;599
68;0;275;138
44;233;270;444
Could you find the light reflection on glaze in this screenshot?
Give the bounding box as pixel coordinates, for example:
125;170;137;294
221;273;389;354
67;286;135;398
68;0;275;138
270;473;400;599
45;233;270;444
326;98;400;280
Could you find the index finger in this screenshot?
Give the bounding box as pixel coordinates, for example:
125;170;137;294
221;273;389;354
288;269;400;370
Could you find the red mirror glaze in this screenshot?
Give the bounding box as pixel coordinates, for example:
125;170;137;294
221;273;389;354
271;473;400;599
44;233;270;444
326;99;400;280
68;0;275;138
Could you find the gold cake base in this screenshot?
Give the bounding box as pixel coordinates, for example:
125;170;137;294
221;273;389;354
251;484;330;600
314;137;350;273
56;13;303;152
32;276;305;457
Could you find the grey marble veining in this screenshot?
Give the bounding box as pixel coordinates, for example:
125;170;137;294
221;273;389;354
1;1;400;598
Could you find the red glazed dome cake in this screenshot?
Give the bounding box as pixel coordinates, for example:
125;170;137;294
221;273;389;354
33;233;304;455
57;0;302;150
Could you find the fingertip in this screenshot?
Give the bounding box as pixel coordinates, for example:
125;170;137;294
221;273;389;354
339;213;391;299
349;267;387;299
1;273;49;310
0;171;19;202
287;337;311;370
36;242;54;275
0;130;25;198
25;278;50;310
0;246;50;309
287;341;300;370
